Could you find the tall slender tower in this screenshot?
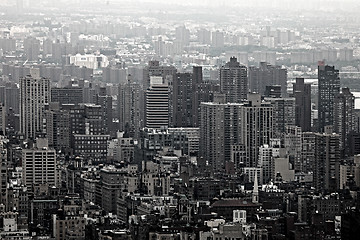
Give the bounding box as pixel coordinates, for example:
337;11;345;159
334;88;355;157
20;68;50;140
293;78;312;132
220;57;248;103
318;63;340;132
145;76;169;129
252;171;259;203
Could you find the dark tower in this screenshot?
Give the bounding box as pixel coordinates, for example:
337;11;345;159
293;78;312;132
318;63;340;132
220;57;248;103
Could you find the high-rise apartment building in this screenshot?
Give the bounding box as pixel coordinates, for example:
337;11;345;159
264;97;295;138
241;94;273;167
293;78;312;132
200;101;243;171
20;69;50;140
318;63;340;132
333;88;354;157
118;76;142;138
200;93;273;171
248;62;287;97
314;129;340;191
220;57;248;103
301;132;316;173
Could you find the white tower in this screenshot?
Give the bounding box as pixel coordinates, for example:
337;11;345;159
252;170;259;203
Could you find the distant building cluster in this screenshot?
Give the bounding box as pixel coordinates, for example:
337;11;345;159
0;1;360;240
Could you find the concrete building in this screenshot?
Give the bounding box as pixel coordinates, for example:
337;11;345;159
44;103;71;153
301;132;316;173
220;57;248;103
241;94;273;167
118;77;142;138
200;101;243;171
318;63;340;132
69;53;109;69
51;87;84;105
293;78;312;132
200;93;273;171
333;88;354;157
145;76;170;129
248;62;287;97
22;139;56;188
284;126;302;172
20;69;50;140
265;97;295;138
314;130;340;191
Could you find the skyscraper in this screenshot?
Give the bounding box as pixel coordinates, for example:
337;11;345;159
241;94;273;167
20;69;50;140
173;72;193;127
200;93;273;172
220;57;248;103
264;97;295;138
200;101;243;171
118;76;142;138
248;62;287;97
333;87;354;157
314;129;340;191
318;63;340;132
293;78;312;132
145;76;170;129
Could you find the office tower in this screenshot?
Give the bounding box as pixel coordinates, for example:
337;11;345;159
241;94;273;167
22;139;56;188
314;129;340;191
318;63;340;132
118;76;142;138
248;62;287;97
220;57;248;103
95;87;113;135
264;97;295;138
293;78;312;132
51;87;84;105
44;103;70;153
334;88;354;157
200;101;243;171
173;72;193;127
20;69;50;140
145;76;170;129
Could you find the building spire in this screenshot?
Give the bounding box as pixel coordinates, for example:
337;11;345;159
252;171;259;203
